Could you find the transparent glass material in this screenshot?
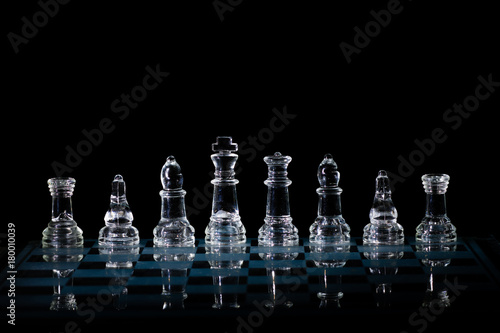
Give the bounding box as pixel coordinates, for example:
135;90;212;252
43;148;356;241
42;177;84;253
153;156;195;247
309;243;350;308
154;246;195;310
205;137;246;245
50;268;77;311
258;152;299;246
309;154;350;244
98;175;140;268
416;174;457;244
363;170;404;245
420;244;455;308
206;244;246;309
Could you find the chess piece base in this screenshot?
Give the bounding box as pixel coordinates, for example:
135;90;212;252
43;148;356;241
363;220;404;245
205;212;246;245
258;216;299;246
309;216;350;244
154;218;195;247
416;216;457;243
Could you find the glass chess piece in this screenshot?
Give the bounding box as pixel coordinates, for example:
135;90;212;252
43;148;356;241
42;177;84;250
153;156;195;247
309;154;350;245
363;170;404;245
416;174;457;244
42;178;84;262
205;136;246;245
98;175;140;268
258;152;299;246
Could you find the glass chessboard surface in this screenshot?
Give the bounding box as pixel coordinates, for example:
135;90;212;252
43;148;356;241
2;237;500;332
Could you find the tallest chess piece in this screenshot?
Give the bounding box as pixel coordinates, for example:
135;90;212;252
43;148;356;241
205;136;246;245
258;152;299;246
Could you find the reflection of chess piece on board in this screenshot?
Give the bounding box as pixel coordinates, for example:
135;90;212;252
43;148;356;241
205;137;246;245
258;249;298;309
49;267;78;311
154;248;194;310
364;247;404;308
99;175;140;268
42;177;83;262
363;170;403;245
309;154;350;245
206;244;246;309
309;243;350;308
419;242;456;309
154;156;195;247
258;152;299;246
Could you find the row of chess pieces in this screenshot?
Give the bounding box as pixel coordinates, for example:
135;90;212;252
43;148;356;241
41;136;457;249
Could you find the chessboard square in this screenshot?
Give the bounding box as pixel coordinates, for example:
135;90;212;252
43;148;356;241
73;268;133;278
362;258;421;268
134;261;192;270
78;261;106;269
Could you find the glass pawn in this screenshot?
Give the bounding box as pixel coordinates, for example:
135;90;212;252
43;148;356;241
153;156;195;247
258;152;299;246
98;174;140;248
309;154;350;244
205;136;246;245
416;173;457;244
363;170;404;245
42;177;84;250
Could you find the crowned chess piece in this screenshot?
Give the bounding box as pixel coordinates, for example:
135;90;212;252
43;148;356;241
42;177;84;250
153;156;195;247
98;175;140;268
205;136;246;245
258;152;299;246
416;174;457;245
363;170;404;245
309;154;350;245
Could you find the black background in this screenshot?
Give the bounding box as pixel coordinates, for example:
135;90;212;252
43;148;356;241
3;0;500;249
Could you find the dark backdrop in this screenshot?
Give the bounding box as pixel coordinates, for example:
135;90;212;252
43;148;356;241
3;0;499;249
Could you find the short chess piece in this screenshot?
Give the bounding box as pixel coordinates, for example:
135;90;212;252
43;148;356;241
258;152;299;246
42;177;84;251
205;136;246;245
98;175;139;268
309;154;350;245
416;174;457;244
363;170;404;245
153;156;195;247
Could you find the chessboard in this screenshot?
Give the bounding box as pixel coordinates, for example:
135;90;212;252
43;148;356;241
2;237;500;332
